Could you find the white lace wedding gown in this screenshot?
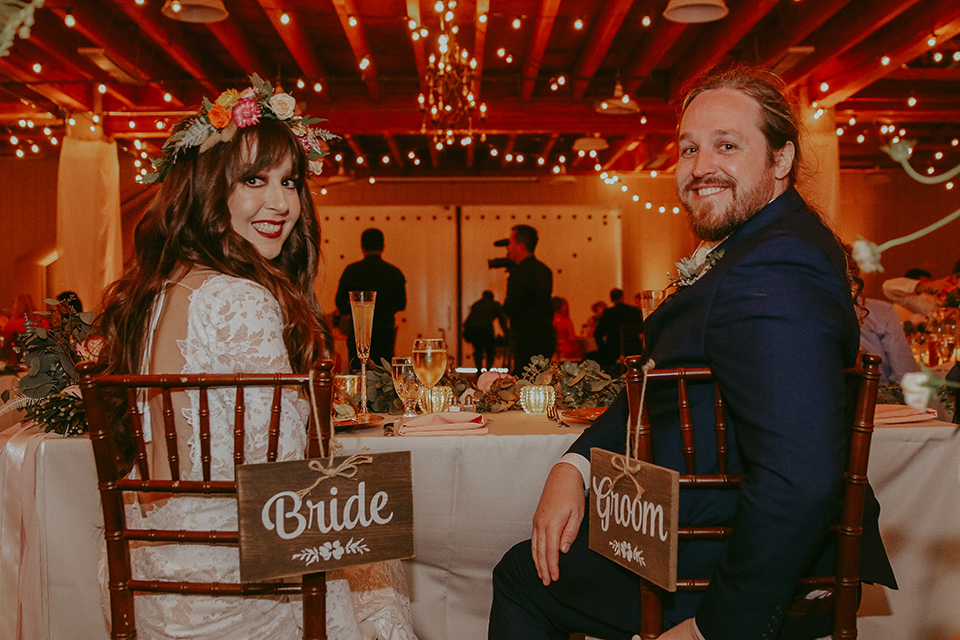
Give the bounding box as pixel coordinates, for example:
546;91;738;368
99;273;417;640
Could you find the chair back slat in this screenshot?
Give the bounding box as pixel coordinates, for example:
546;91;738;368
198;380;212;482
78;360;335;640
624;353;883;638
160;385;181;481
233;384;246;467
676;377;696;474
714;386;730;476
267;382;283;462
126;387;151;481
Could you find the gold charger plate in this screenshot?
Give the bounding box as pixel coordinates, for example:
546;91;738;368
560;407;608;424
333;414;386;431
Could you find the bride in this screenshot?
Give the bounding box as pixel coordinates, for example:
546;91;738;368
96;77;417;640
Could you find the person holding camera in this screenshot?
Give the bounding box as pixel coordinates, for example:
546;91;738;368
495;224;555;374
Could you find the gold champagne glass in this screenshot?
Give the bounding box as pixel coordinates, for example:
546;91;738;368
412;338;447;414
349;290;376;415
392;356;421;424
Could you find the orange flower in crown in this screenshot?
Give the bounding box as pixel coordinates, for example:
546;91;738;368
143;74;337;184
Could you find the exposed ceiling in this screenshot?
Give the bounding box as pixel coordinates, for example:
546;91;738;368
2;0;960;181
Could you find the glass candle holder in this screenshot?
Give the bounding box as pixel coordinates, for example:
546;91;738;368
419;385;454;413
519;384;556;414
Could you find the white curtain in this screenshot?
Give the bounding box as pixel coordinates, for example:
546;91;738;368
54;136;122;312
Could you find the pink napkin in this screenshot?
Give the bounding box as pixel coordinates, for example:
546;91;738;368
874;404;939;426
397;411;488;436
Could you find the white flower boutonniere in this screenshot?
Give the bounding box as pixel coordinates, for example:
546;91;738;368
671;247;724;288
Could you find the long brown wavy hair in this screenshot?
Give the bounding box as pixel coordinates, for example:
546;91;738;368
98;117;329;377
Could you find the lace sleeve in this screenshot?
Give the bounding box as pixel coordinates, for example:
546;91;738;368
179;275;308;479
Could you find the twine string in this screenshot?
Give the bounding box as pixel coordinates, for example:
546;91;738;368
613;358;655;500
296;452;374;500
610;454;644;499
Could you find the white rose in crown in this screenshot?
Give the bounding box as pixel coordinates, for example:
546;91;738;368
852;238;883;274
269;93;297;120
309;159;325;175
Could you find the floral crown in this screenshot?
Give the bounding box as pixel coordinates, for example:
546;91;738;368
143;74;337;184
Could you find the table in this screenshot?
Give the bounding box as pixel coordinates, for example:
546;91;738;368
1;412;959;640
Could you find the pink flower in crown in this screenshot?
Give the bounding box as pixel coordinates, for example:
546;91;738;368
232;98;261;128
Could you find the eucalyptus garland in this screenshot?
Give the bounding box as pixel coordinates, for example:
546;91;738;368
340;354;624;415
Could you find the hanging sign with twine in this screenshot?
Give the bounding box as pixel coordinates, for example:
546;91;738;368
588;359;680;591
236;371;414;582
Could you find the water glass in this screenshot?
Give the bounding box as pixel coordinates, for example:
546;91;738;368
392;356;420;420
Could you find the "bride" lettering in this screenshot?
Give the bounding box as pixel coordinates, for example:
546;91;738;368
592;475;668;542
261;482;393;540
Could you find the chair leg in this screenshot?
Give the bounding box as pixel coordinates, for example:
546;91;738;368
302;572;327;640
639;580;662;640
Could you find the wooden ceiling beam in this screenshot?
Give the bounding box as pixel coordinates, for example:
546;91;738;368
254;1;330;101
782;0;923;88
319;98;676;136
668;0;779;101
814;5;960;108
385;133;404;168
538;132;559;159
205;17;270;79
406;0;428;94
344;134;365;163
603;136;644;171
109;0;219;94
0;59;91;112
500;134;517;167
331;0;381;102
571;0;636;100
520;0;562;102
622;18;685;96
747;0;853;68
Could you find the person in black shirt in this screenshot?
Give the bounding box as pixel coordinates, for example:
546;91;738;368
335;228;407;367
463;290;506;372
592;288;643;375
499;224;555;374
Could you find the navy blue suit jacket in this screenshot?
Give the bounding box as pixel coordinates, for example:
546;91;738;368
568;188;895;638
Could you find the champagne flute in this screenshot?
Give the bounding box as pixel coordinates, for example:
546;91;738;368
392;356;421;425
412;338;447;414
349;291;376;415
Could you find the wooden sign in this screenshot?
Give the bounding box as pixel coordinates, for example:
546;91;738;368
588;447;679;591
236;450;414;582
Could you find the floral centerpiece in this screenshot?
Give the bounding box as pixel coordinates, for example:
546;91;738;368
0;298;96;435
346;354;624;415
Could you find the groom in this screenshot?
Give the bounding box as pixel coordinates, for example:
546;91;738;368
489;65;896;640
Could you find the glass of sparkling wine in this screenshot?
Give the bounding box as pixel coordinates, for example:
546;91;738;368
349;290;377;415
391;356;420;424
412;338;447;413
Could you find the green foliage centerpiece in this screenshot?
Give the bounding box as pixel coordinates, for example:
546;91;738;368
1;299;96;435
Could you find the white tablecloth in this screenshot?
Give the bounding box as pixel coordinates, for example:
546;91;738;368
1;411;958;639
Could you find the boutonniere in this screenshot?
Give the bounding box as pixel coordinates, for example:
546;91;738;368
670;247;724;288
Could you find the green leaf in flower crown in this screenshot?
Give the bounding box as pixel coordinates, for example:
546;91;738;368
34;326;47;340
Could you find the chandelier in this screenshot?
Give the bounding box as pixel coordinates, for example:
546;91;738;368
417;1;485;148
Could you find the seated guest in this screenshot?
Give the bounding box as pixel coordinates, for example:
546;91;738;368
96;77;415;639
861;298;920;385
881;269;940;326
490;64;895;640
592;288;643;375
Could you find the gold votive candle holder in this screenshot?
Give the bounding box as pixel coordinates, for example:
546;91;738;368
519;384;556;414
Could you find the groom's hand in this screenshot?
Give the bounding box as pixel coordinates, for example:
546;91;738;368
531;462;585;586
